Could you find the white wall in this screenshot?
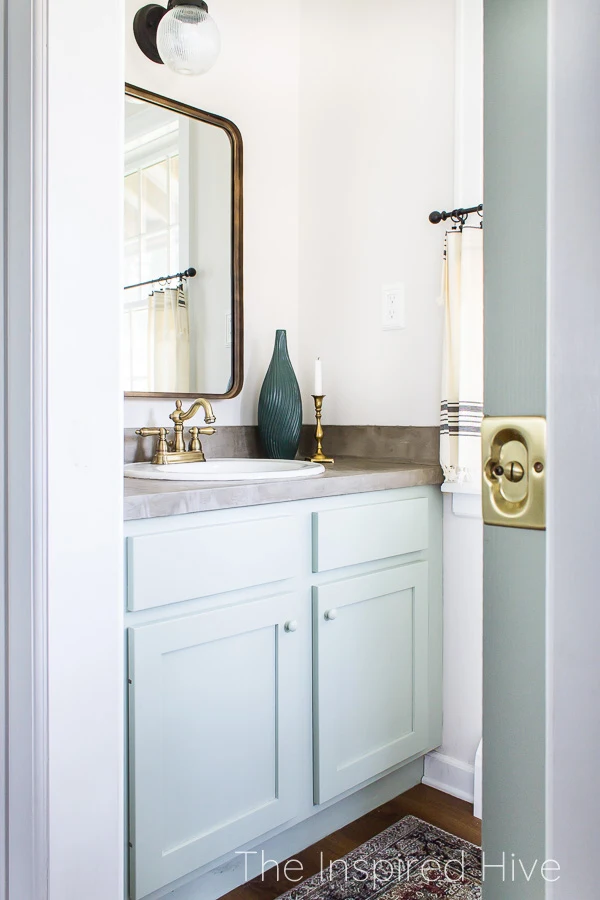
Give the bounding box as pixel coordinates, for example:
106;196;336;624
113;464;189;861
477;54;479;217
47;0;125;896
126;0;457;430
297;0;455;425
125;0;300;428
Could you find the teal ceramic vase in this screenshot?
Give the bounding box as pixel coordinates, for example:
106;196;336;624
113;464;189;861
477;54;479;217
258;330;302;459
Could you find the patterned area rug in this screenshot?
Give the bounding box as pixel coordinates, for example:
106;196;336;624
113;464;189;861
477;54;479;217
279;816;481;900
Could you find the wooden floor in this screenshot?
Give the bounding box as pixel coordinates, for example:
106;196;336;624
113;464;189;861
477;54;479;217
224;785;481;900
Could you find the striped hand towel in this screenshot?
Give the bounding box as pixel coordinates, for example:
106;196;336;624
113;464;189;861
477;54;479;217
439;226;484;485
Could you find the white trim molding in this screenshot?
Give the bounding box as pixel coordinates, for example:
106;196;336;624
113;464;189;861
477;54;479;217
4;0;50;896
441;483;482;519
422;751;475;804
453;0;484;209
449;0;483;526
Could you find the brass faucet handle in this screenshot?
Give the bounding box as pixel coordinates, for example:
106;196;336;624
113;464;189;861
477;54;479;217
189;426;216;452
189;427;201;452
136;427;168;438
136;427;170;459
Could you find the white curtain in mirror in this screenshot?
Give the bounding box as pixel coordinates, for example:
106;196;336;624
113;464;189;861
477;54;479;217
148;287;191;393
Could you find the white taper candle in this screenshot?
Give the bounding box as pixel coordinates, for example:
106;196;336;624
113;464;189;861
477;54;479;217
314;358;323;395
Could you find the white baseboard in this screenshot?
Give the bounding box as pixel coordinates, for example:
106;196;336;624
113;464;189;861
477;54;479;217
422;751;475;804
473;740;483;819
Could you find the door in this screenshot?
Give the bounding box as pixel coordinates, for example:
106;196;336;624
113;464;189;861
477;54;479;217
483;1;600;897
483;3;548;896
313;564;430;805
128;592;305;900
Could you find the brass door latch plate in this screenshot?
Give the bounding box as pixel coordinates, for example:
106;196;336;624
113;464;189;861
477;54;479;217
481;416;546;530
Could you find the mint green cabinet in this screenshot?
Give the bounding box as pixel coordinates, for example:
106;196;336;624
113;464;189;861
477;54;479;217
312;498;429;572
128;591;306;900
124;487;442;900
313;563;430;804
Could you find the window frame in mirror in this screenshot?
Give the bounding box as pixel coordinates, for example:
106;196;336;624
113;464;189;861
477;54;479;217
124;83;244;400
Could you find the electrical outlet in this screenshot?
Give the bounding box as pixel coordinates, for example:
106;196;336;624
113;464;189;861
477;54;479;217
225;313;232;347
382;283;406;330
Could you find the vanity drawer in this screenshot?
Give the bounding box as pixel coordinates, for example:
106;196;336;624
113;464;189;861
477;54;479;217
312;497;428;573
127;516;301;611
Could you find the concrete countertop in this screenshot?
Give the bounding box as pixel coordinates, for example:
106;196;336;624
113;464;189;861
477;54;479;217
124;456;443;521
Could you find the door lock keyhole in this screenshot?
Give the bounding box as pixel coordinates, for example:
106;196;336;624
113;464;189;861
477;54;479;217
505;461;525;483
493;461;525;482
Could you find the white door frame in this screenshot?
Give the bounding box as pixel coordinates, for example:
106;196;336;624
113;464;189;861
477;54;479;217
4;0;49;896
546;0;600;893
3;0;125;898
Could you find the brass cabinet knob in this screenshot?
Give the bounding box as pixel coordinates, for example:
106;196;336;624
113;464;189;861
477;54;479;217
324;609;338;621
284;620;298;633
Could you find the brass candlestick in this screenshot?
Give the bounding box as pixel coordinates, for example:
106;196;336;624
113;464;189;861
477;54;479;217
307;395;334;464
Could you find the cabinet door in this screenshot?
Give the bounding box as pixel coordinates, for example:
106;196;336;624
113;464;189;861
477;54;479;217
128;593;305;900
313;563;429;804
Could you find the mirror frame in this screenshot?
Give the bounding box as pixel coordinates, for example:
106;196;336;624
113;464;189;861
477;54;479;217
124;83;244;400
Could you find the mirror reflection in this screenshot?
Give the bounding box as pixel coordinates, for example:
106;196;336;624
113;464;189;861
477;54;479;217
123;88;242;398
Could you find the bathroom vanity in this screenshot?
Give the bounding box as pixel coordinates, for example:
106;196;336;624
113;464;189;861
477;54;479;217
124;462;443;900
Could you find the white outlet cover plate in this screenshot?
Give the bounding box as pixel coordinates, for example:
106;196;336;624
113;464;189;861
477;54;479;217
382;282;406;330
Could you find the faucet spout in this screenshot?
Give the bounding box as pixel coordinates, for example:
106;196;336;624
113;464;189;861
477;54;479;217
171;398;216;426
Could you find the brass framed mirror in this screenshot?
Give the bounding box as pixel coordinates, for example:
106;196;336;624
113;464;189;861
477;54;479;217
124;84;243;399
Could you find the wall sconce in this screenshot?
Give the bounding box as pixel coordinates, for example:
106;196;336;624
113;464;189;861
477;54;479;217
133;0;221;76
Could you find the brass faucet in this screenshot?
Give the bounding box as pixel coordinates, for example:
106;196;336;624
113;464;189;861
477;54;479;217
136;398;217;464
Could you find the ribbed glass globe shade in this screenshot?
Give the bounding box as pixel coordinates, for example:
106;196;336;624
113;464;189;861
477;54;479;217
156;5;221;76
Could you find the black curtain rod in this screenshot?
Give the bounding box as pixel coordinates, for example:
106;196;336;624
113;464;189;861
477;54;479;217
429;204;483;225
124;267;197;292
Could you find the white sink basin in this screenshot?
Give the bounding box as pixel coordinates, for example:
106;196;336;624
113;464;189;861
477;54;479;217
124;458;326;482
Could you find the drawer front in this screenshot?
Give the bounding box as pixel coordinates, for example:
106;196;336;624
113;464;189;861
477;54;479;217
127;515;301;611
312;497;428;573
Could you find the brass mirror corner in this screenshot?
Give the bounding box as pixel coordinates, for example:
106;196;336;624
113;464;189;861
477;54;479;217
124;83;243;400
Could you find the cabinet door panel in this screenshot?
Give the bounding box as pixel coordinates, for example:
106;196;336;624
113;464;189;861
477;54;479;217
313;564;429;804
129;594;304;899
